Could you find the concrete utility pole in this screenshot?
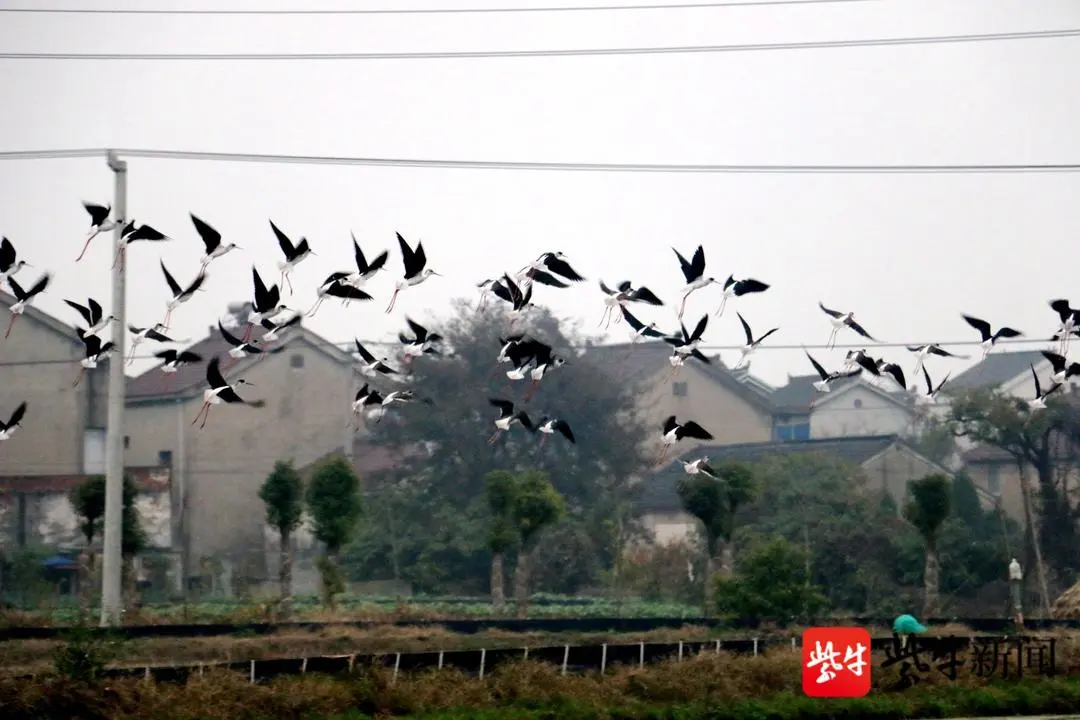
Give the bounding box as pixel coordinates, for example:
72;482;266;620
100;150;128;627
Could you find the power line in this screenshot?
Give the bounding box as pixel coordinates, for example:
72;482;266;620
1;147;1078;174
2;27;1077;61
0;0;881;16
0;336;1057;367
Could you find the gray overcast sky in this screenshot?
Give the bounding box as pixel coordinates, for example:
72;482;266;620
0;0;1078;387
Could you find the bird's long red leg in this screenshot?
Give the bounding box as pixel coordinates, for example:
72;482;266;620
539;434;548;449
285;272;294;295
191;402;208;426
126;343;138;366
112;245;124;270
162;308;172;329
242;323;253;343
524;379;539;403
385;288;400;314
72;367;85;388
488;430;502;445
678;293;688;319
715;297;728;318
4;314;17;339
199;406;210;429
76;232;96;262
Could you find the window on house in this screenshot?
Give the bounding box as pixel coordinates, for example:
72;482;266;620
773;421;810;443
853;398;863;409
987;464;1002;496
290;353;305;369
672;381;688;397
158;450;173;467
123;435;130;449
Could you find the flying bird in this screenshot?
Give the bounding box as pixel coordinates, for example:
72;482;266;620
518;252;585;287
491;273;535;328
715;275;770;318
78;202;118;261
154;348;203;375
819;302;878;349
597;280;663;328
386;232;441;313
245;267;290;343
875;359;907;391
353;338;401;381
620;306;666;346
64;297;113;338
1050;299;1080;354
662;314;710;376
115;220;169;271
160;260;207;329
191;213;240;268
488;398;534;444
536;416;575;447
906;343;967;380
257;311;302;344
805;350;861;394
1028;363;1062;413
218;321;284;361
677;456;719;480
523;342;566;401
398;317;443;363
5;272;51;339
1040;350;1080;386
0;237;29;290
307;272;373;318
73;330;115;387
191;357;265;429
127;323;178;365
657;415;713;466
672;245;716;320
0;401;27;441
344;232;389;288
912;365;950;405
270;220;315;295
961;314;1023;358
733;312;778;369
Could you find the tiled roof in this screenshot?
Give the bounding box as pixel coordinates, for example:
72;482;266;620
637;434;901;513
0;466;171;494
299;438;410;480
769;373;857;411
945;350;1047;391
584;341;775;412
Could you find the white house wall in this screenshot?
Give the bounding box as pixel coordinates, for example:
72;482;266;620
810;384;915;438
7;490;172;549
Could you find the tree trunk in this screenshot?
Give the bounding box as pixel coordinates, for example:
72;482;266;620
78;548;95;608
513;549;530;618
705;543;735;616
718;544;735;576
702;555;716;615
122;555;138;610
490;552;506;612
321;548;342;611
279;529;293;619
922;545;940;617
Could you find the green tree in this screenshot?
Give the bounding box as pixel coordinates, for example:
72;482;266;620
364;300;650;593
70;475;146;605
70;477;106;604
306;455;362;608
951;471;985;532
258;460;305;617
715;535;826;621
948;387;1080;580
676;461;756;614
511;470;565;617
484;470;518;611
903;474;952;617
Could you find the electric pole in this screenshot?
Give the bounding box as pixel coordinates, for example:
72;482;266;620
100;150;128;626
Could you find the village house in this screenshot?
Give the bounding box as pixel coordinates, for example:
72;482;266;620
0;291;109;476
768;373;919;441
123;319;360;590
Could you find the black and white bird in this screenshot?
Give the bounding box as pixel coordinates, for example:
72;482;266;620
115;220;169;271
677;456;719;480
476;278;501;311
1049;299;1080;355
0;237;29;290
160;260;208;329
306;272;373;317
912;365;950;405
523;342;566;401
715;275;770;318
344;233;389;289
805;351;861;394
64;297;113;338
191;213;240;268
733;312;779;369
875;359;907;391
620;306;666;345
488;398;535;443
672;245;717;320
0;401;27;441
354;338;401;381
850;350;882;379
73;330;115;387
5;272;51;339
819;302;878;349
536;416;575;447
906;343;967;380
398;317;443;363
597;280;664;328
502;337;544;380
1028;363;1063;412
257;311;302;344
78;202;118;261
245;267;290;343
663;315;710;374
350;383;385;428
154;348;203;375
961;314;1023;359
386;232;441;313
191;357;264;429
495;333;529;366
1041;350;1080;386
657;415;714;465
127;323;178;365
219;321;284;361
270;220;315;295
518;252;585;288
491;273;535;328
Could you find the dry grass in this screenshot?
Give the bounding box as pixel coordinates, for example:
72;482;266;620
1;642;1077;720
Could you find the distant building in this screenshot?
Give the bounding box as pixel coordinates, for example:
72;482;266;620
769;374;918;441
